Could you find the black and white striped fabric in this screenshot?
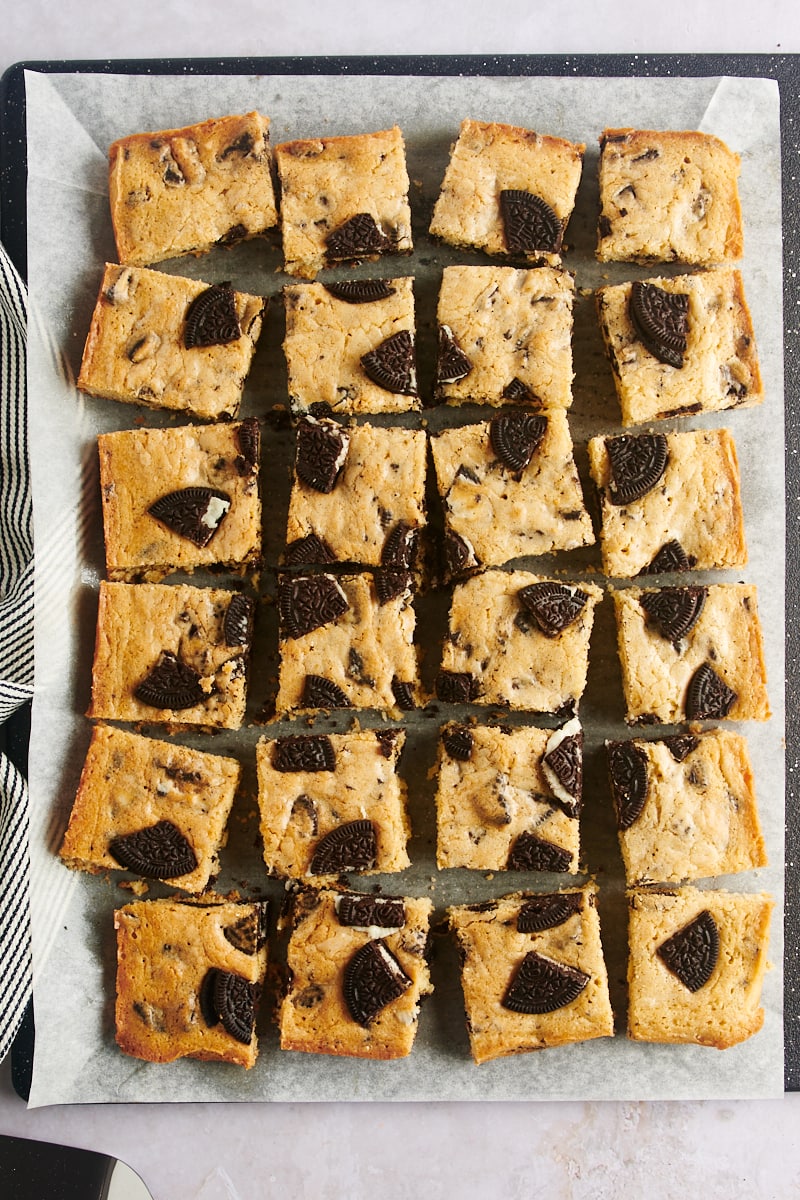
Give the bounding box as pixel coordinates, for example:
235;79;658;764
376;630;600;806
0;241;33;1064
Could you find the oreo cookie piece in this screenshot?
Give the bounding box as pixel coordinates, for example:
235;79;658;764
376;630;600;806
309;820;377;874
630;281;690;369
640;540;694;575
134;651;205;710
502;950;589;1014
640;586;707;644
295;418;349;494
278;574;349;639
517;893;583;933
502;377;540;406
436;671;479;704
224;594;254;647
382;521;418;569
607;434;669;504
324;279;396;303
490;412;547;473
337;894;406;929
656;909;719;992
108;820;197;879
375;568;412;605
506;832;573;873
202;968;259;1043
284;534;337;566
607;740;649;831
343;939;412;1027
302;675;350;709
436;324;472;385
325;213;390;261
272;735;336;773
234;418;260;476
361;330;417;395
500;190;564;255
518;582;588;638
391;678;416;711
442;724;474;762
183;282;241;349
148;487;231;547
662;734;700;762
686;663;737;720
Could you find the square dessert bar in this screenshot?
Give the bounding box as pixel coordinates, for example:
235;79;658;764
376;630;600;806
613;583;770;725
448;885;613;1064
595;268;762;425
115;896;268;1068
627;886;773;1048
431;410;594;575
430;120;584;265
285;418;427;569
587;428;747;578
436;570;603;714
283;277;420;415
433;265;575;409
275;126;413;279
108;111;278;267
279;888;432;1059
597;128;743;264
88;581;254;729
256;728;410;880
435;720;583;873
275;572;422;718
60;724;240;894
98;419;261;581
78;264;265;421
606;730;766;886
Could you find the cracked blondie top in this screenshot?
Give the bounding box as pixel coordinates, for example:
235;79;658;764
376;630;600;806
431;410;594;574
595;268;762;425
613;583;770;725
597;128;743;264
88;581;254;729
115;896;268;1068
279;887;433;1060
109;111;278;267
283;276;420;414
60;724;240;894
626;887;773;1048
435;721;583;873
98;419;261;582
587;427;746;578
430;120;584;265
285;419;427;568
434;265;575;408
448;885;613;1064
256;728;410;881
605;729;766;886
78;264;265;420
275;126;413;279
437;570;603;714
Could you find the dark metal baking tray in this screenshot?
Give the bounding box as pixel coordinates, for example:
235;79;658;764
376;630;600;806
1;52;797;1094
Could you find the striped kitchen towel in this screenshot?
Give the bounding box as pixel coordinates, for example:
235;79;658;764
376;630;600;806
0;240;34;1063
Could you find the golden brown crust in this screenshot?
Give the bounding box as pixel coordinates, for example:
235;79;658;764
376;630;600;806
278;889;433;1059
597;128;743;264
109;111;278;266
626;887;773;1048
114;897;268;1068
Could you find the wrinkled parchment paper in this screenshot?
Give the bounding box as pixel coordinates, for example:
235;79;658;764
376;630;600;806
21;69;784;1104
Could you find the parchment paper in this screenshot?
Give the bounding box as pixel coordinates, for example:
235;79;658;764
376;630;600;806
21;69;784;1105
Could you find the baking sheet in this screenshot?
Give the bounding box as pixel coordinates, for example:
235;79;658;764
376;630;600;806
17;68;784;1104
